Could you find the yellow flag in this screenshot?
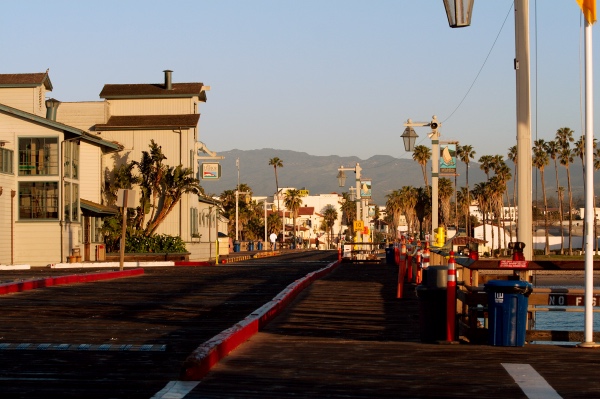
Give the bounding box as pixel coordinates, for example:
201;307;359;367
577;0;597;24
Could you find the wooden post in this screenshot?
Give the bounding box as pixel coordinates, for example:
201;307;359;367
119;190;128;271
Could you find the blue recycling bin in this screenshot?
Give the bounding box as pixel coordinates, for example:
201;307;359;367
257;242;263;250
248;241;255;251
233;240;240;252
484;280;533;347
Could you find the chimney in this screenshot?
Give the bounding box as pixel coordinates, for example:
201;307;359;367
164;70;173;90
45;98;61;121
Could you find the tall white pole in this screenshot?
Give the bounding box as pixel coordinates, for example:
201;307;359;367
431;131;439;242
355;163;362;242
235;158;240;241
515;0;533;260
582;18;597;347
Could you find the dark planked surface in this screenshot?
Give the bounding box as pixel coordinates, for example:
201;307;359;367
0;251;337;398
189;262;600;399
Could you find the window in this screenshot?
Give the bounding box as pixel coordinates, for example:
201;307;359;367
0;148;13;174
191;208;199;237
19;182;59;220
63;140;79;179
63;181;79;222
91;217;103;243
18;137;59;176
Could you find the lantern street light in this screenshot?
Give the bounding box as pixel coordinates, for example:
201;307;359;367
401;126;419;152
403;116;441;244
443;0;474;28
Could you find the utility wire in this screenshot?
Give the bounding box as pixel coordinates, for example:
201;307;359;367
442;2;514;124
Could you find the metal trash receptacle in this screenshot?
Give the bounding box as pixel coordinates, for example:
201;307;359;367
484;279;533;346
248;241;254;251
233;240;240;252
385;247;394;264
257;241;263;250
415;265;448;342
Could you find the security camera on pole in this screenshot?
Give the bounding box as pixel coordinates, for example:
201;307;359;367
402;116;441;245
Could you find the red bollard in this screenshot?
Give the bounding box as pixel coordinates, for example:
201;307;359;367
446;251;457;342
419;246;430;285
338;247;342;262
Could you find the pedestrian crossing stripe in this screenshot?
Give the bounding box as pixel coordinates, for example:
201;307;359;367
0;343;166;352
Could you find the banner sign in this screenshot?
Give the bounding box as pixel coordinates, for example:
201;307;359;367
201;163;221;180
360;180;372;198
439;142;457;175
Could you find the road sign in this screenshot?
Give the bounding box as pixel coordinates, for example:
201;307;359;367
353;220;364;231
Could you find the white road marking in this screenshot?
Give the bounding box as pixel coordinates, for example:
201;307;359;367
502;363;562;399
151;381;200;399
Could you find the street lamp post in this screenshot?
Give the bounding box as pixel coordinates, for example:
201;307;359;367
403;116;441;243
337;163;366;242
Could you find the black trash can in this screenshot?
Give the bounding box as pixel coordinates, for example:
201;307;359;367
415;265;448;342
484;279;533;346
248;241;254;251
257;241;263;250
385;247;395;264
233;240;240;252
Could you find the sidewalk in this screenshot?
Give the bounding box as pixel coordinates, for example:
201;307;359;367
183;262;600;399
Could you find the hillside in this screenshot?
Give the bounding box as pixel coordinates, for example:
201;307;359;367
199;148;592;206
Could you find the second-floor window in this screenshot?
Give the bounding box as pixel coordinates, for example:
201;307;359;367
18;137;59;176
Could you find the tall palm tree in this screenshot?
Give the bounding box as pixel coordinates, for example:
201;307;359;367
546;140;563;254
438;178;454;229
457;187;471;235
341;191;357;238
268;157;283;210
283;188;303;243
507;145;518;237
412;145;431;187
533;139;550;255
457;144;476;235
573;135;597;192
472;182;490;246
556;127;575;255
322;204;339;249
494;161;512;249
478;155;494;180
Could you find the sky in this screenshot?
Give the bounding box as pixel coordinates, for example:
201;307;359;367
2;1;598;161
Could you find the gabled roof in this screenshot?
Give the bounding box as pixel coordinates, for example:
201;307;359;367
0;102;122;152
80;199;118;216
298;207;315;216
94;114;200;131
100;83;207;101
0;72;53;91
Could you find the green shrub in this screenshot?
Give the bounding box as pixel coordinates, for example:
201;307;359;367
125;234;187;253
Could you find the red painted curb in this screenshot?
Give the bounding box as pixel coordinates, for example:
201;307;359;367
174;261;213;267
181;260;341;380
0;268;145;296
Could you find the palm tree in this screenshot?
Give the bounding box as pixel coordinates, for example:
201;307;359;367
268;157;283;210
457;187;471;234
533;139;550;255
507;145;518;237
283;188;303;244
478;155;494;180
494;161;512;250
322;204;339;249
472;182;490;246
438;178;454;229
556;127;574;255
573;135;597;192
340;191;357;238
457;145;476;235
546;140;563;254
412;145;431;187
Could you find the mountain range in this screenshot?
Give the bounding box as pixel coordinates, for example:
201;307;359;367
200;148;594;207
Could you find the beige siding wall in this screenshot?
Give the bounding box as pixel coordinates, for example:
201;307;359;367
0;174;14;265
107;98;196;116
14;222;63;266
79;143;101;203
0;86;47;116
56;101;107;130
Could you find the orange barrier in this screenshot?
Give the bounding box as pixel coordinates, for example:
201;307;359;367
446;251;457;343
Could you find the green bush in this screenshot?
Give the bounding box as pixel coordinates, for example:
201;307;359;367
125;234;187;253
